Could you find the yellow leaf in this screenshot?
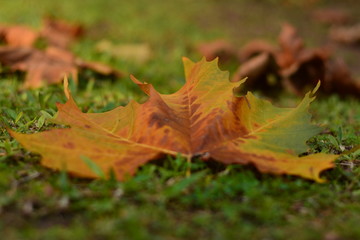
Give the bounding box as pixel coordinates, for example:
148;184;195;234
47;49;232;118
10;58;337;182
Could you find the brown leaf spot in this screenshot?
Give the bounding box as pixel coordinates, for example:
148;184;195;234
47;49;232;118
63;142;75;149
160;135;169;145
148;113;165;128
286;149;295;155
136;136;146;143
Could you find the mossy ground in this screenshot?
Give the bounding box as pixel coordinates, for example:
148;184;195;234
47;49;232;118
0;0;359;239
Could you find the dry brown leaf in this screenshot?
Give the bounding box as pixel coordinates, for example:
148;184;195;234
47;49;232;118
324;58;360;96
330;24;360;45
232;52;279;90
233;53;272;82
276;23;304;69
197;40;238;64
280;49;328;95
0;18;124;88
312;8;352;25
275;24;359;97
216;23;360;98
0;25;38;47
41;16;84;49
0;46;78;88
76;60;123;77
238;40;276;62
0;46;122;88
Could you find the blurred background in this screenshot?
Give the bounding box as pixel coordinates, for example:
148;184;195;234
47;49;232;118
1;0;359;94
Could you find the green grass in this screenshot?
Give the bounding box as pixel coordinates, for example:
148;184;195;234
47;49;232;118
0;0;360;239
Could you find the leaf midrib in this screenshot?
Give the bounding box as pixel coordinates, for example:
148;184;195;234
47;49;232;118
60;105;184;157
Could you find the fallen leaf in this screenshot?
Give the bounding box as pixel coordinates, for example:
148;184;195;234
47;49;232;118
0;25;38;47
76;60;123;77
45;46;77;62
96;40;152;64
276;23;304;69
238;40;276;62
0;18;122;88
0;46;77;88
330;24;360;45
324;58;360;96
197;40;238;64
0;46;122;88
233;53;273;82
232;52;281;93
280;49;329;95
312;8;352;25
0;17;83;49
276;24;360;97
222;23;360;98
41;16;84;49
10;58;337;182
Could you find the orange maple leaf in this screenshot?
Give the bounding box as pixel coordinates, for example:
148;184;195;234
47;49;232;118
0;18;122;88
41;16;84;49
0;25;38;47
10;58;337;182
0;46;122;88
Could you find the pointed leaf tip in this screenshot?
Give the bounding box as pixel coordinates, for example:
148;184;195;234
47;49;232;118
311;81;321;95
63;77;70;100
182;56;190;62
130;74;141;84
130;74;151;95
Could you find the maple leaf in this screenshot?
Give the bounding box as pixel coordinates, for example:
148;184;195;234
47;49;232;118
0;46;77;88
41;16;84;49
330;24;360;45
0;25;38;47
200;24;360;98
232;23;360;98
197;39;239;64
0;18;122;88
10;58;337;182
0;46;122;88
0;16;82;50
238;40;276;61
312;8;351;25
